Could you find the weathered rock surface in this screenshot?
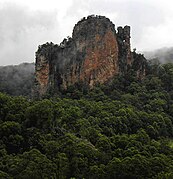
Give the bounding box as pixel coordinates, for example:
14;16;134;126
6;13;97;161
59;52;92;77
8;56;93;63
34;15;147;98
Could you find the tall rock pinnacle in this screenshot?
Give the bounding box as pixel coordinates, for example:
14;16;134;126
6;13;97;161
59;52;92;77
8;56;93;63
34;15;146;98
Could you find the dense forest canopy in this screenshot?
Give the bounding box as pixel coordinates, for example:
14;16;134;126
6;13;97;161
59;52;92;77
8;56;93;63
1;61;173;178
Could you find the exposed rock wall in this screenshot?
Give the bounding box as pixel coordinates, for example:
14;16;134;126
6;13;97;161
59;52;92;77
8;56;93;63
34;15;147;98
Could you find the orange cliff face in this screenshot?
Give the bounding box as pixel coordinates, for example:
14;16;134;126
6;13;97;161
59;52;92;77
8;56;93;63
81;29;119;87
63;16;119;88
35;55;49;97
34;15;147;98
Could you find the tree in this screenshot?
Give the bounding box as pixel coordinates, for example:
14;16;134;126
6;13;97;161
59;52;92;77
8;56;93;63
8;149;57;179
0;121;23;153
25;99;54;132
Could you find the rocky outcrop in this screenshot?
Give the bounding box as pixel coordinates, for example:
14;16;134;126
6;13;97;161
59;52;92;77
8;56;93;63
34;15;147;98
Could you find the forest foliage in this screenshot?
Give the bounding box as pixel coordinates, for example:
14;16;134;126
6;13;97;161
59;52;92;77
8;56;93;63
1;62;173;178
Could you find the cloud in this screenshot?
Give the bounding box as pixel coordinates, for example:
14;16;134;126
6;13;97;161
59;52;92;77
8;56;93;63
0;2;59;65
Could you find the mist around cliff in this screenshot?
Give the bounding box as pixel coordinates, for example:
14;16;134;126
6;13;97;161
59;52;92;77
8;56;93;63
0;63;34;96
143;47;173;63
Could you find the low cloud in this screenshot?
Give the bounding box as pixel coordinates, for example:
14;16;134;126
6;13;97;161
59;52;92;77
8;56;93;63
0;3;59;65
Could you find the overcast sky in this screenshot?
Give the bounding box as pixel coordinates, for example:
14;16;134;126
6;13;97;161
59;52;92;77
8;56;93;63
0;0;173;65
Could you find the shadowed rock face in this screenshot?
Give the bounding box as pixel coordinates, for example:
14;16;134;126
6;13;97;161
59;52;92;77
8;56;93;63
34;15;146;98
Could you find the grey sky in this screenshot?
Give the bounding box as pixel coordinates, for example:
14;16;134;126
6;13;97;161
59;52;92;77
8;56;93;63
0;0;173;65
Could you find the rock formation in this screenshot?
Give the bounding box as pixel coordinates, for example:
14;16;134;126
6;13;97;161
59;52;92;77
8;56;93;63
34;15;146;98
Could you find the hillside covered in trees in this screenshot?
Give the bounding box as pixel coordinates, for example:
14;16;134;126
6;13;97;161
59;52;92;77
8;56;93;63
1;61;173;178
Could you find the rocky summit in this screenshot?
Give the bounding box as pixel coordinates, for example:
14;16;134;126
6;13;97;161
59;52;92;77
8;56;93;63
34;15;147;98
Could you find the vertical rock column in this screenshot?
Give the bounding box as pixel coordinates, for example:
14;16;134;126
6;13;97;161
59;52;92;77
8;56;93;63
34;47;50;98
117;26;132;74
